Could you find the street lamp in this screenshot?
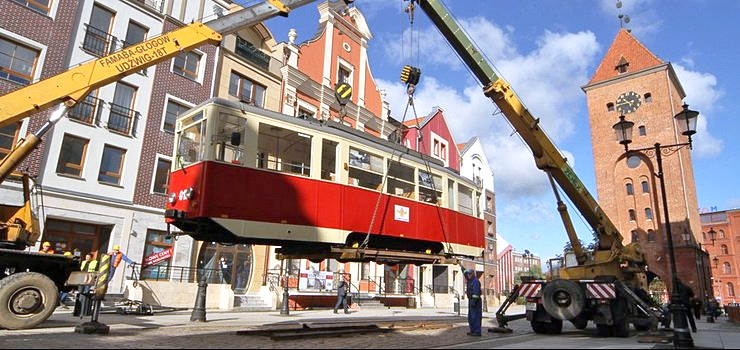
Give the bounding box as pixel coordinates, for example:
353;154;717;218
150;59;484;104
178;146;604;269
612;103;699;348
706;227;717;246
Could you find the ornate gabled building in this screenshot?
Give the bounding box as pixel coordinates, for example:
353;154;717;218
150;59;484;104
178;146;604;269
279;2;391;138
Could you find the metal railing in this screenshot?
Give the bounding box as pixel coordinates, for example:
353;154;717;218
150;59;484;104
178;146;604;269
82;24;116;57
235;37;271;70
131;0;165;13
69;95;103;125
108;102;138;135
124;263;227;284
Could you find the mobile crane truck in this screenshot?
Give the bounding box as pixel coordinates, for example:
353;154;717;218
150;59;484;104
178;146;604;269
0;0;350;330
406;0;667;337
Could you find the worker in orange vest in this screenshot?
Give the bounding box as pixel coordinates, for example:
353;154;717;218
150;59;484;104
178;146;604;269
108;245;135;282
39;241;55;254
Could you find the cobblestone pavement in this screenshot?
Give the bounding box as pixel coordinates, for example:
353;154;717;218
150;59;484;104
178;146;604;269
1;306;737;348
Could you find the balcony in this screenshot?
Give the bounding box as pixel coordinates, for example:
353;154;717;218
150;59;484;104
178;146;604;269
69;95;103;125
82;24;116;57
235;37;270;70
131;0;165;13
108;102;138;136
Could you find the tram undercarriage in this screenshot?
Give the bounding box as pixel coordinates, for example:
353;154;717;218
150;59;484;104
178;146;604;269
167;214;458;265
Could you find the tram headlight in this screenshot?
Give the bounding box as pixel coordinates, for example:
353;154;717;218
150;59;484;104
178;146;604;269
168;192;177;204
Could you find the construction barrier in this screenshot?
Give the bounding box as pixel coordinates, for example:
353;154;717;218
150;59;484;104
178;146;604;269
94;254;111;299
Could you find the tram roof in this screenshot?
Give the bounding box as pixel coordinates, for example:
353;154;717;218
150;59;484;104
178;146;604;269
191;97;480;189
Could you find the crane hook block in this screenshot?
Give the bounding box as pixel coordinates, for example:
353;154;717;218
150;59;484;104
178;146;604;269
400;65;421;86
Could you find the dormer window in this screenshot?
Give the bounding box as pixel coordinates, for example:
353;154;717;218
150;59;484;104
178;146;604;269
615;56;629;74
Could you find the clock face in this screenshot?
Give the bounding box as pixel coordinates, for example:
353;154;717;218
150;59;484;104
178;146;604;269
616;91;641;114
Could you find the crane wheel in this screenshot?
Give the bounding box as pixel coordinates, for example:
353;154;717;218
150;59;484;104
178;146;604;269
0;272;59;330
542;279;585;321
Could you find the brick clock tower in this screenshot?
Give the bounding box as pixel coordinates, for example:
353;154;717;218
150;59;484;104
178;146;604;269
582;29;711;298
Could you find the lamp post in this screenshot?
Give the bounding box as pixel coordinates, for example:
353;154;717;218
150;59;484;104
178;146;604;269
190;242;211;322
612;103;699;348
280;259;290;316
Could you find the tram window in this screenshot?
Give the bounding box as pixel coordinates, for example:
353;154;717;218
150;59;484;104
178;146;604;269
257;123;311;177
348;148;383;173
458;184;474;215
447;180;455;209
419;170;442;204
387;160;415;199
348;147;383;191
213;113;246;165
321;139;338;181
176;117;206;169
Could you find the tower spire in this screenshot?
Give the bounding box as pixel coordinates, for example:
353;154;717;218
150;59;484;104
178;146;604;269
616;1;631;33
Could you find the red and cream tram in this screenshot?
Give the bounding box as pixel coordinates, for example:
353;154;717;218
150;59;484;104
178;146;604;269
165;98;484;259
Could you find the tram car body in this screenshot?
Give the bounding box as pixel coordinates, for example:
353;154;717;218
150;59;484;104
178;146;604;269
165;98;484;259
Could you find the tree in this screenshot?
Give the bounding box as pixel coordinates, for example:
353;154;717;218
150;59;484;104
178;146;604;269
515;265;543;284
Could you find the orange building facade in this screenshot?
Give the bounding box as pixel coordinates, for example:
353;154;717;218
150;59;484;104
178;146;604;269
701;209;740;305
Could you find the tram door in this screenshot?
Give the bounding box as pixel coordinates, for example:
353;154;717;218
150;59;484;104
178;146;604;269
203;243;253;293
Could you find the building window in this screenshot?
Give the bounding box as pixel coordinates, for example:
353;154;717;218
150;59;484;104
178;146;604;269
173;51;201;80
719;230;725;239
606;102;615;112
625;183;634;195
0;37;39;85
228;72;266;107
11;0;52;14
724;262;732;275
98;144;125;185
641;180;649;193
140;229;174;280
644;93;652;103
338;64;352;85
631;230;638;243
647;230;656;242
257;123;311;177
638;125;646;136
361;262;370;279
0;122;21;160
430;133;449;166
164;99;189;133
56;134;88;177
83;4;115;57
297;107;314;120
123;21;147;48
729;282;735;297
109;82;137;135
721;244;728;255
628;209;636;221
615;57;629;74
644;208;653;220
152;157;171;194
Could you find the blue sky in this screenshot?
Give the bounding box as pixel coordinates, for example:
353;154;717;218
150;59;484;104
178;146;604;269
265;1;740;263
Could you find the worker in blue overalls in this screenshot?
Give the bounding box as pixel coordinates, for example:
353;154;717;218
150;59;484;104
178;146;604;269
460;262;482;336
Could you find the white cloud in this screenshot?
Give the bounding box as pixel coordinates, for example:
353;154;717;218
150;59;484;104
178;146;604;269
502;200;556;223
377;17;600;200
381;17;516;72
673;64;724;158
